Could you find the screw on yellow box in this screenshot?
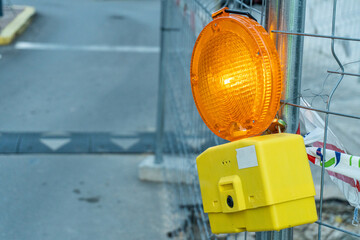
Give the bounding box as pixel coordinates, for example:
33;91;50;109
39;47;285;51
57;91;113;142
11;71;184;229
196;133;318;234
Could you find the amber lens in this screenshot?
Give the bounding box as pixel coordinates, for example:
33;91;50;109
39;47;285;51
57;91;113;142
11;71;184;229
190;14;282;141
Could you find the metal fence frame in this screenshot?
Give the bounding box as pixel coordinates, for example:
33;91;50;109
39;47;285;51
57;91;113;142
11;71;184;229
156;0;360;239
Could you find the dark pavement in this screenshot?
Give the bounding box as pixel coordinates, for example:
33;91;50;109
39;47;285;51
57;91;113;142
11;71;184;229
0;0;160;144
0;0;167;239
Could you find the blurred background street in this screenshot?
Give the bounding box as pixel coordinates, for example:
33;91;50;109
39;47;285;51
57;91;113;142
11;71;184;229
0;0;160;153
0;155;167;240
0;0;166;239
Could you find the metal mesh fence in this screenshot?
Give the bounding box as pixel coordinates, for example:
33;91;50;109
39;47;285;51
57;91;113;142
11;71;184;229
157;0;360;239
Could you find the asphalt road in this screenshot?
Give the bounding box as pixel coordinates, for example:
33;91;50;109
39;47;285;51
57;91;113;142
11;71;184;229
0;0;161;153
0;154;167;240
0;1;167;239
0;0;160;134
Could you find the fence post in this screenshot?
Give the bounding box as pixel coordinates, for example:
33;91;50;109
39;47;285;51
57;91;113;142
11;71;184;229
266;0;307;134
155;0;168;164
256;0;307;239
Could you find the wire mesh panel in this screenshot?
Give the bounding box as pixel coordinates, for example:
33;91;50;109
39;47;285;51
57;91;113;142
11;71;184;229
159;1;225;239
276;0;360;239
159;1;266;239
157;0;360;239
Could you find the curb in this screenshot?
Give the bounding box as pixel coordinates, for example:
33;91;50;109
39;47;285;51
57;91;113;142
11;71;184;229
0;6;36;45
138;155;195;184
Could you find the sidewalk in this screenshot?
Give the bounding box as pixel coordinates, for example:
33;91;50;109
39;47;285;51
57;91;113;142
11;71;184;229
0;154;167;240
0;5;35;45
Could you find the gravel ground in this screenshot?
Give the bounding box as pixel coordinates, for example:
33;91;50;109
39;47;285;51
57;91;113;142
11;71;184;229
294;200;359;240
222;199;359;240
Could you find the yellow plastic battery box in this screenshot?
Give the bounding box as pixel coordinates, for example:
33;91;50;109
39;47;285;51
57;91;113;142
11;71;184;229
196;133;318;234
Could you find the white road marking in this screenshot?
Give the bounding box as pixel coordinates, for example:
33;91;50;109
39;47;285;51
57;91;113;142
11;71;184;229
111;138;138;150
40;138;71;151
15;41;160;53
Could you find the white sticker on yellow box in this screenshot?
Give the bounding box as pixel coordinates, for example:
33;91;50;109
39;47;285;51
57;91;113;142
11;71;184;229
236;145;258;169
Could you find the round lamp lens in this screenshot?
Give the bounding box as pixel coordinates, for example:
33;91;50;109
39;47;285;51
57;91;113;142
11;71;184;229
190;9;283;141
